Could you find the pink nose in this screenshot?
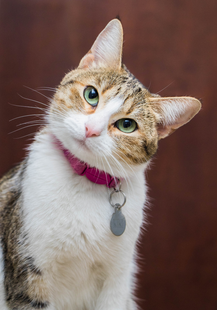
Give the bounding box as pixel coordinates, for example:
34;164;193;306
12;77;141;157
85;125;101;138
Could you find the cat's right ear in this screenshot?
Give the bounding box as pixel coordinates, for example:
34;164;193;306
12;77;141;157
78;19;123;70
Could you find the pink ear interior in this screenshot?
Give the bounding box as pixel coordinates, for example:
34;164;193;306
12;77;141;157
149;96;201;139
157;123;177;139
78;53;95;69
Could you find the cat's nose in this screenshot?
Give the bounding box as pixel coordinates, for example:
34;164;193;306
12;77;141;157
85;125;101;138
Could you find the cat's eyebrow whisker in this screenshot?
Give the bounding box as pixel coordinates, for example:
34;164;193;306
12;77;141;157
147;80;152;91
156;81;174;94
37;86;57;91
18;94;49;108
23;86;52;101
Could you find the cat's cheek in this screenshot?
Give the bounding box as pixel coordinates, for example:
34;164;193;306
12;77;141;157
85;135;114;156
63;113;88;141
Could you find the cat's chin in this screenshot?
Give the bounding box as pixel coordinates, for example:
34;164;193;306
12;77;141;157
73;137;90;151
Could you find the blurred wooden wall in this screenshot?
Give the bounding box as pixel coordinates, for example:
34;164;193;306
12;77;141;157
1;0;217;309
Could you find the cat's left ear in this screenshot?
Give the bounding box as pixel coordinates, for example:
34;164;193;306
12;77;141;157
78;19;123;70
149;96;201;139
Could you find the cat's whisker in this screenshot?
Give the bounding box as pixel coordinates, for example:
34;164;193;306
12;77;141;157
109;154;133;191
18;94;49;108
100;155;110;189
100;148;130;190
13;132;37;140
53;111;67;119
110;151;137;191
9;124;44;135
108;153;126;178
52;106;70;118
16;120;46;127
101;157;122;196
9;113;45;122
9;103;46;112
112;149;136;177
23;86;53;101
101;154;116;181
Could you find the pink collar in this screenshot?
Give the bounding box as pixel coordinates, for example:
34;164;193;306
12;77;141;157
54;137;120;188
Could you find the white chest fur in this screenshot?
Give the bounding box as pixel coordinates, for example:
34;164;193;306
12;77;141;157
21;132;147;309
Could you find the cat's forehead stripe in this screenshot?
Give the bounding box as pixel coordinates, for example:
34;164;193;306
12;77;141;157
104;97;124;114
101;84;114;95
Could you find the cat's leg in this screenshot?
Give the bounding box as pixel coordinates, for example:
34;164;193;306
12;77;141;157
1;252;54;309
3;272;55;310
95;260;138;310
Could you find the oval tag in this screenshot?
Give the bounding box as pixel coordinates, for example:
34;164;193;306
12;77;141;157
110;207;126;236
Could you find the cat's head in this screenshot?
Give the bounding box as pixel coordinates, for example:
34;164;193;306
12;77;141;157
48;19;201;178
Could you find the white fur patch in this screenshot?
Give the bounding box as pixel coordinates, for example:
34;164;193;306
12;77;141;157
21;130;147;309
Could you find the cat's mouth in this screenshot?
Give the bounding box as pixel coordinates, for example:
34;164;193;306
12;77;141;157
73;137;90;151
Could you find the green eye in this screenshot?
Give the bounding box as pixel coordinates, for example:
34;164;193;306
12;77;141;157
84;86;99;107
115;119;137;133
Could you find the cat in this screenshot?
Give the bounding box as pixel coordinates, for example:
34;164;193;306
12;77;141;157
0;19;201;310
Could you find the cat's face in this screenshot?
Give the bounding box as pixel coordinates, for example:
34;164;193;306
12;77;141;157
49;67;158;174
48;19;201;177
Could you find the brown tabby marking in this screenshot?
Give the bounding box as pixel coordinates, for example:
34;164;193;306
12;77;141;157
0;162;49;309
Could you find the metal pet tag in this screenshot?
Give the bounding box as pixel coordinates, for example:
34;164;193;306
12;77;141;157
110;204;126;236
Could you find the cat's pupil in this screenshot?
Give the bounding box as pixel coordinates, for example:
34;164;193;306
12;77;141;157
89;89;97;99
123;120;132;128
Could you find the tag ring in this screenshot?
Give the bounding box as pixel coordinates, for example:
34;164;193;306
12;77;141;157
109;189;126;208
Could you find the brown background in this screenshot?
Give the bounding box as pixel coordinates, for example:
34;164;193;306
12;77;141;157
0;0;217;309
